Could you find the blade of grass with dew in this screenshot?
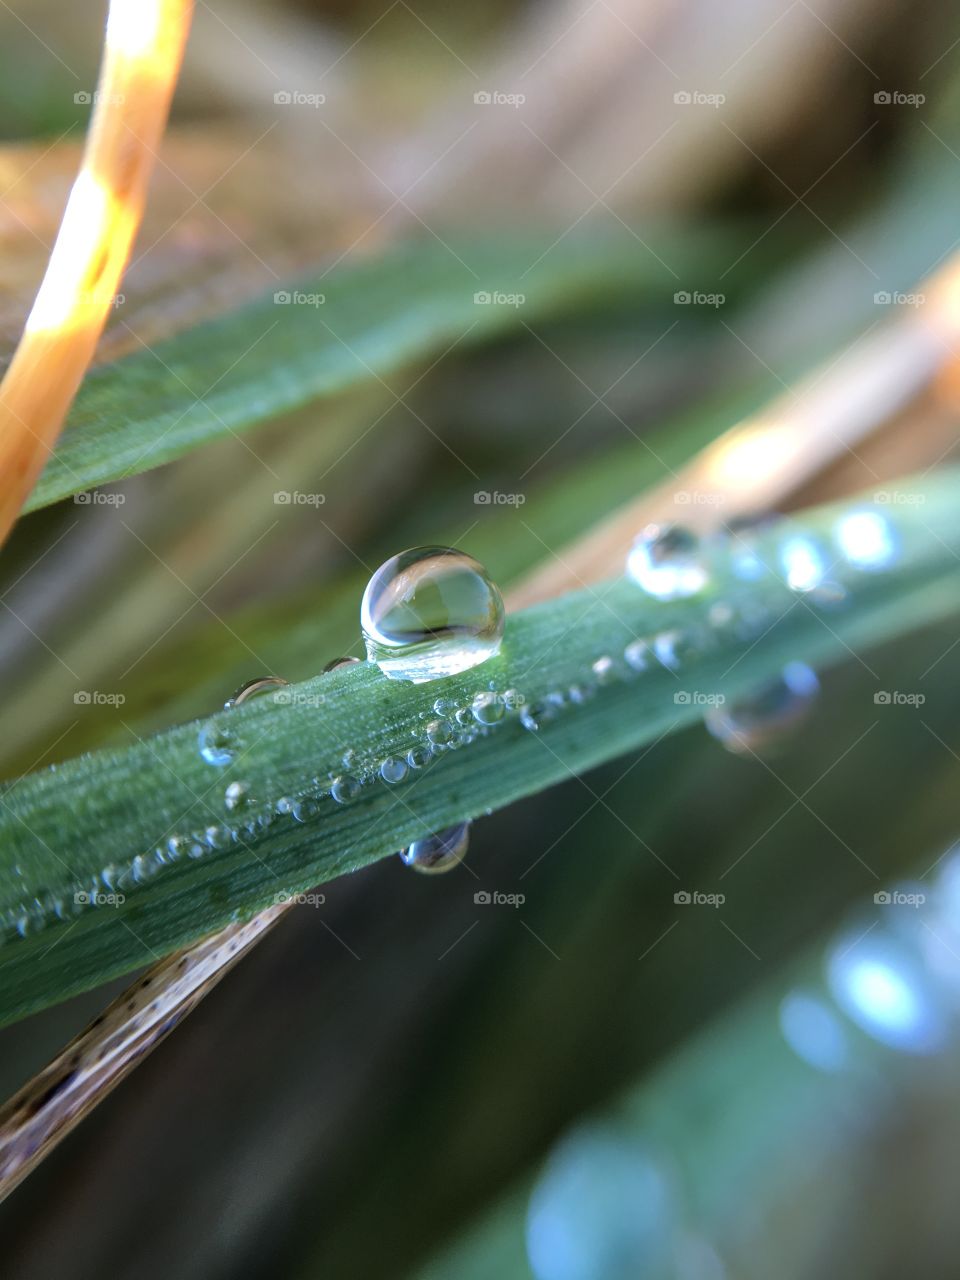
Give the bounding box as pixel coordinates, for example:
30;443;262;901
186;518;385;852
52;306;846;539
0;471;959;1023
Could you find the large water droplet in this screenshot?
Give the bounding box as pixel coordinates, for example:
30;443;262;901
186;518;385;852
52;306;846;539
330;773;361;804
380;756;408;784
399;822;470;874
471;690;505;725
626;524;707;600
361;546;504;682
705;661;819;754
834;510;898;571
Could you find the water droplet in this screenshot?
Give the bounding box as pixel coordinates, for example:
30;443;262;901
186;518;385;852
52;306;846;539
380;756;408;784
407;746;431;769
780;534;826;592
626;524;707;600
705;661;819;754
399;822;470;874
360;546;505;682
323;655;362;672
471;690;505;724
224;675;289;709
292;797;319;822
623;640;649;672
433;697;457;717
198;718;238;766
276;796;296;815
166;836;189;859
342;748;357;768
520;696;563;732
330;773;361;804
224;781;249;811
835;510;897;571
426;718;455;747
503;688;524;710
591;656;616;684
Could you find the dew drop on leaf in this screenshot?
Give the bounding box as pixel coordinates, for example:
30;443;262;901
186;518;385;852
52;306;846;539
626;524;707;600
399;822;470;874
361;546;504;682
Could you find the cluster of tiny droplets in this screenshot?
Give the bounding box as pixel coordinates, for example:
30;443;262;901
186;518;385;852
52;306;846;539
2;515;904;940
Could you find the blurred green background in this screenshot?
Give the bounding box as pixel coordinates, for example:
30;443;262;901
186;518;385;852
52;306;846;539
2;0;960;1276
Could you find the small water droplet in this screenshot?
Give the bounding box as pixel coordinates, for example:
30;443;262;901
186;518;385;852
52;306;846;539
399;821;471;874
225;675;289;709
591;656;616;684
780;534;826;593
426;718;455;747
503;688;523;710
360;546;505;682
198;718;239;767
323;655;362;672
623;640;649;672
276;796;296;815
292;797;319;822
224;781;249;811
705;662;819;754
407;746;431;769
380;757;409;784
331;773;361;804
471;690;505;724
433;697;458;717
626;524;707;600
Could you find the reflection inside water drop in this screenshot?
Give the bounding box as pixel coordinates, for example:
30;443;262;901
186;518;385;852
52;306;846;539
399;822;470;874
360;546;504;683
626;524;707;601
705;661;819;755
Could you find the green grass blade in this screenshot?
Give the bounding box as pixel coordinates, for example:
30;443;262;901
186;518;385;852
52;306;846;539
1;471;958;1024
25;231;732;513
